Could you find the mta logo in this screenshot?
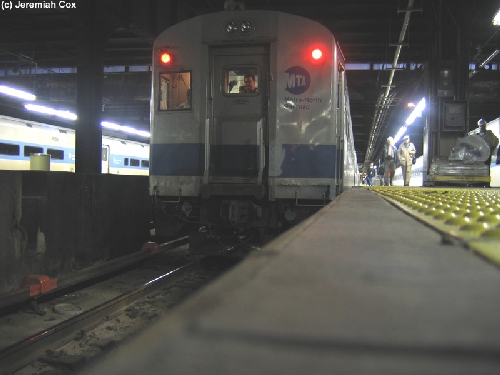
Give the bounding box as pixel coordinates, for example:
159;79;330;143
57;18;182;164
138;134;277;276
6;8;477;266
285;66;310;95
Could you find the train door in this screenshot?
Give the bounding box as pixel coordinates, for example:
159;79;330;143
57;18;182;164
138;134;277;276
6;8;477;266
102;145;110;173
207;46;268;187
336;65;346;192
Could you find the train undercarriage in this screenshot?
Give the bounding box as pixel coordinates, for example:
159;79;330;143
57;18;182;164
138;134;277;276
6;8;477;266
151;194;326;251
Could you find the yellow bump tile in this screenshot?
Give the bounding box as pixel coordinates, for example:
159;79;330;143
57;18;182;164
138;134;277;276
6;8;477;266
481;229;500;239
369;187;500;267
469;242;500;265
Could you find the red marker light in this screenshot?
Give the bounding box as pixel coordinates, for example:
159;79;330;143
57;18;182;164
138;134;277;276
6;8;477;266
312;48;323;60
160;52;172;65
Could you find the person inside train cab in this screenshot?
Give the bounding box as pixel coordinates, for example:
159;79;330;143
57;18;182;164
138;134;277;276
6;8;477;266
383;136;397;186
477;118;499;165
398;135;416;186
243;73;258;93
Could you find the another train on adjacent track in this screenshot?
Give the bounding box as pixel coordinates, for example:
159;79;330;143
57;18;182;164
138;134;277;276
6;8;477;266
149;9;358;239
0;115;149;175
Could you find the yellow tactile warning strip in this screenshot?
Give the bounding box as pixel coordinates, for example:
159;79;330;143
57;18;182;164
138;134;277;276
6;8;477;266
367;187;500;266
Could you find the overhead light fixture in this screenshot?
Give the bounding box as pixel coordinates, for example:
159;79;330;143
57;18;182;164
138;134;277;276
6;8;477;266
470;49;500;78
101;121;150;138
24;103;149;138
493;8;500;25
0;85;36;100
393;97;426;143
405;97;426;126
25;104;77;120
479;49;500;68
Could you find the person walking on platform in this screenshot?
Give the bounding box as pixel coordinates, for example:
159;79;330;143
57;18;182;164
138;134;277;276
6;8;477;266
382;137;397;186
398;134;416;186
366;162;375;186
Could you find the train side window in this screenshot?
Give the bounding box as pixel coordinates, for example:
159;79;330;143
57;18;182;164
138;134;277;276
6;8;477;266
47;148;64;160
124;158;129;166
223;66;259;94
130;158;140;167
24;145;43;156
159;71;191;111
141;160;150;168
0;142;20;155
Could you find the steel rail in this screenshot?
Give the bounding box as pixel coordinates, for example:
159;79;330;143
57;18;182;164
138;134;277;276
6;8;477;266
0;254;205;375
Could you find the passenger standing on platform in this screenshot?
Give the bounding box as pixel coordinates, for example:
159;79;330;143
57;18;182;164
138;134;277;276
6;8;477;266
366;162;375;186
398;135;416;186
476;119;499;165
382;137;397;186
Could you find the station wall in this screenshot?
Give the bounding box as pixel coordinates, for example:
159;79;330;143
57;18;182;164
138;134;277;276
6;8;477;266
0;171;151;293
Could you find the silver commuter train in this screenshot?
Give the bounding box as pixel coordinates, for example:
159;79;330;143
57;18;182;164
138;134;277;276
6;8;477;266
0;115;149;175
150;10;358;238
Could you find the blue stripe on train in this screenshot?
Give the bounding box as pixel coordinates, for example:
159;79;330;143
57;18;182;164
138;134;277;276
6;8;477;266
278;144;337;178
150;143;204;176
150;143;337;178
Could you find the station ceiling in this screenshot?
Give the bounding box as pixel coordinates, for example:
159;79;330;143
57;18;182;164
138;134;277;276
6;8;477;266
0;0;499;164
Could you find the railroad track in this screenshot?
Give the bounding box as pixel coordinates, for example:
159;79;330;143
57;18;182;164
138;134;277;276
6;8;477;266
0;238;249;374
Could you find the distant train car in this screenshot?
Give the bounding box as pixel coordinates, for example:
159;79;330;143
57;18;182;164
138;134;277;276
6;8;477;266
102;136;150;176
0;115;149;175
149;10;358;239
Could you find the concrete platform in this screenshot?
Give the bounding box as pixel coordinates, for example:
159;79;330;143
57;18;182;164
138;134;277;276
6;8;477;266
86;187;500;374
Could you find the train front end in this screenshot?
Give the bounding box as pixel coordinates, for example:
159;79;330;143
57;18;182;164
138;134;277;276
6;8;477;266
150;10;355;239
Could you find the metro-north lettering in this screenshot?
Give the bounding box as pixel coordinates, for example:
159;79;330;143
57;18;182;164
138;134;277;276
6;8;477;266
284;97;322;103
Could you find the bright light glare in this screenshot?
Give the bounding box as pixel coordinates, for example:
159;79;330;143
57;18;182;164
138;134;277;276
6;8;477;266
479;49;500;68
160;53;171;64
102;121;150;138
312;49;323;60
393;97;426;143
25;104;77;120
25;104;149;138
493;8;500;25
0;85;36;100
394;126;408;143
405;97;426;126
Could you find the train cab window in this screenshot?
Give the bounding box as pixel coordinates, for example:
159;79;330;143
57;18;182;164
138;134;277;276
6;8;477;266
223;66;259;94
130;158;140;167
47;148;64;160
159;71;191;111
0;142;20;155
124;158;129;166
101;147;108;162
24;145;43;157
141;160;150;168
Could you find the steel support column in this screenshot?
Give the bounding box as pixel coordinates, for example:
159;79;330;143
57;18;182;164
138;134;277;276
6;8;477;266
75;0;108;174
423;0;471;185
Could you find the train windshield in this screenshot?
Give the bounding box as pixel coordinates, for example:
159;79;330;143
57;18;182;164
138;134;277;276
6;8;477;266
158;71;191;110
223;66;260;94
